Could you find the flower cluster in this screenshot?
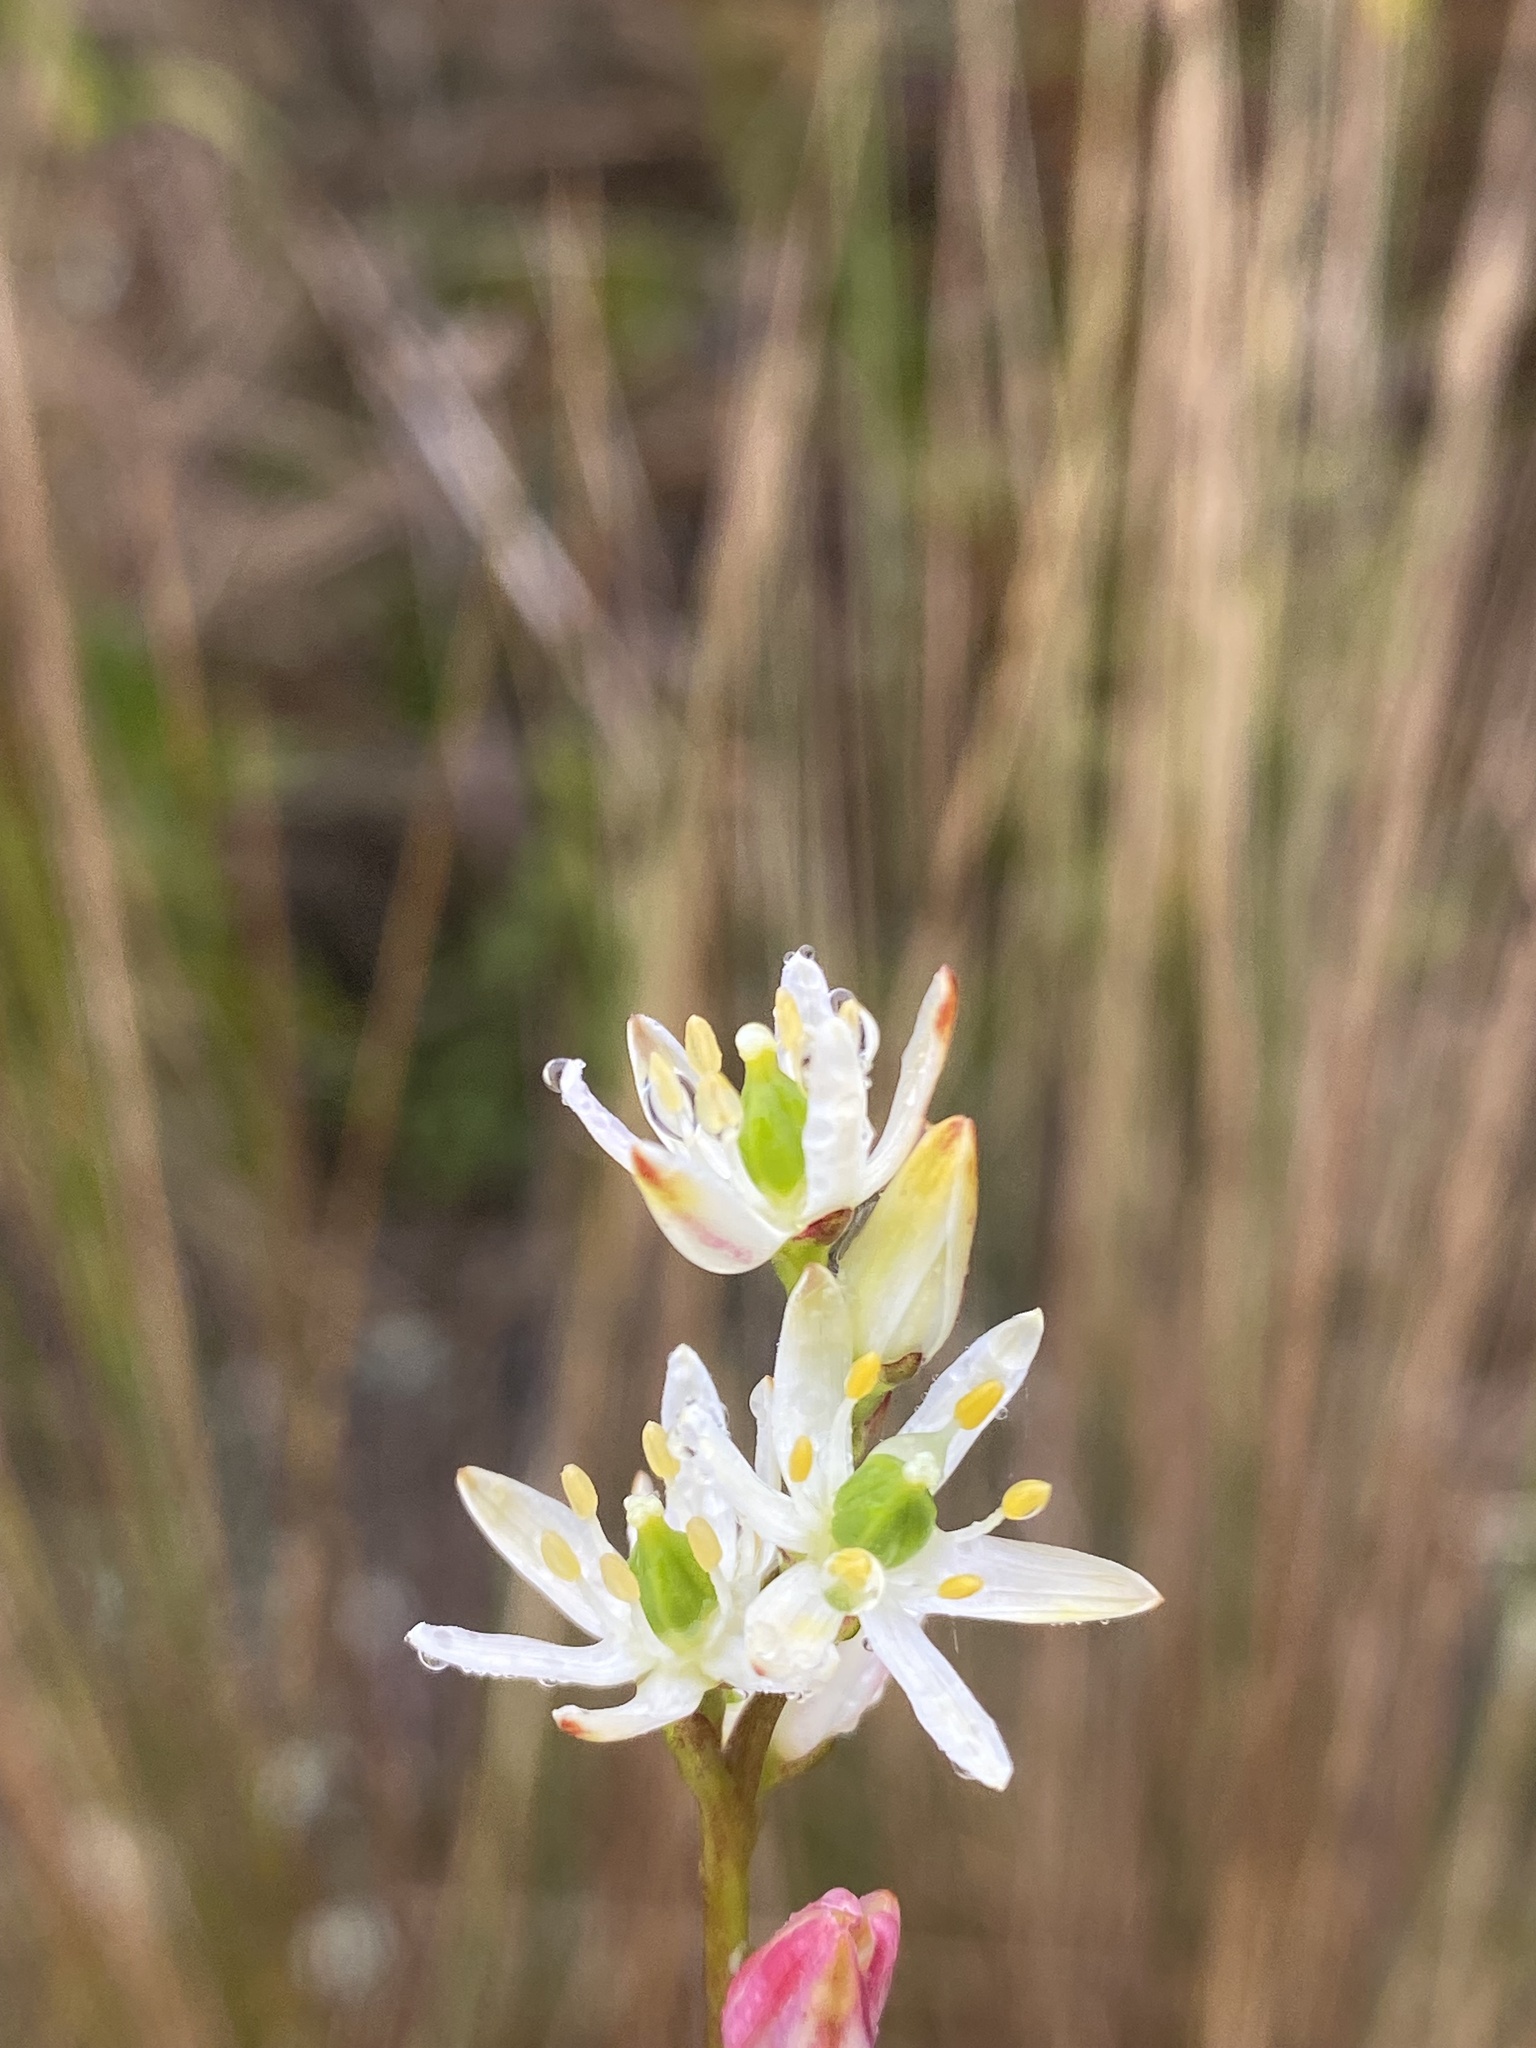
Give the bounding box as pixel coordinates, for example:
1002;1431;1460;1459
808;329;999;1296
408;949;1159;1790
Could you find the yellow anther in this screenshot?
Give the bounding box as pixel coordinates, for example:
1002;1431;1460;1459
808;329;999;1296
685;1014;723;1075
600;1552;641;1603
540;1530;582;1582
938;1573;984;1601
642;1421;681;1483
825;1547;876;1592
788;1436;814;1484
1002;1479;1052;1521
696;1071;743;1137
647;1050;689;1120
954;1378;1005;1431
560;1464;599;1519
773;988;805;1059
845;1351;882;1401
686;1517;723;1572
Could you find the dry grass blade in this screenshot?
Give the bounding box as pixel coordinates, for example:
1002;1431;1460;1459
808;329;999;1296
0;222;230;1618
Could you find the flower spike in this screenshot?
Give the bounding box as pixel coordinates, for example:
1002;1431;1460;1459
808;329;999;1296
675;1274;1161;1789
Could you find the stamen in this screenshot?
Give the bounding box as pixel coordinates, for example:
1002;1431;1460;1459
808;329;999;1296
684;1014;723;1075
642;1421;681;1483
560;1464;598;1519
696;1071;743;1136
845;1351;881;1401
686;1517;723;1572
540;1530;582;1582
1002;1479;1052;1521
774;988;805;1062
600;1553;641;1603
938;1573;983;1601
788;1436;814;1484
954;1378;1005;1431
825;1547;876;1593
647;1050;689;1121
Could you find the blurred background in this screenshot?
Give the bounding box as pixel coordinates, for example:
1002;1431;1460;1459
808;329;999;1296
2;0;1536;2042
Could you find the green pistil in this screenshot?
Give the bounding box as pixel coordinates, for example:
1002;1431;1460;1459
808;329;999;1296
633;1516;719;1643
738;1049;808;1203
829;1454;937;1571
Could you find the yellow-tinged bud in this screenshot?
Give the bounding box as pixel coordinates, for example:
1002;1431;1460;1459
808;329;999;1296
600;1553;641;1602
837;1117;977;1365
685;1014;723;1075
954;1378;1004;1431
686;1516;723;1572
1002;1479;1052;1521
788;1436;814;1484
540;1530;582;1582
938;1573;983;1601
561;1464;598;1518
845;1351;882;1401
642;1421;681;1483
647;1050;689;1120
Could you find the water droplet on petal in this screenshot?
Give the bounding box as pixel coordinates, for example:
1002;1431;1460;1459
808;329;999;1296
541;1058;570;1095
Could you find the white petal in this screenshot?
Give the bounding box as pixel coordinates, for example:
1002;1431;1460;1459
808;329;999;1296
892;1308;1044;1483
750;1376;781;1487
800;1015;871;1219
908;1535;1162;1625
673;1400;807;1553
406;1624;640;1687
626;1014;697;1143
861;1602;1012;1789
552;1058;647;1169
772;1266;854;1508
772;1636;889;1763
629;1143;788;1273
661;1344;729;1436
554;1667;706;1743
660;1349;746;1581
456;1466;612;1636
860;965;959;1197
743;1561;843;1688
779;947;836;1031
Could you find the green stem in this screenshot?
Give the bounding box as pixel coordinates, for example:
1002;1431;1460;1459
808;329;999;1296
667;1694;787;2048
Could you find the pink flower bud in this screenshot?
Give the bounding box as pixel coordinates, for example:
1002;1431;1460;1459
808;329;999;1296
722;1888;900;2048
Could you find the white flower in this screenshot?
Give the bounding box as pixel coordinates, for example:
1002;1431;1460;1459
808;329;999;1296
407;1348;782;1741
674;1267;1161;1789
541;948;958;1274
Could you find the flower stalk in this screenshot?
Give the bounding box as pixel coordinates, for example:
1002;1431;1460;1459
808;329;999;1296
667;1693;788;2048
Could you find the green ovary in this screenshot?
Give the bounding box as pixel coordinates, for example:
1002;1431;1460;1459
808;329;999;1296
830;1455;937;1571
633;1516;719;1643
738;1050;808;1202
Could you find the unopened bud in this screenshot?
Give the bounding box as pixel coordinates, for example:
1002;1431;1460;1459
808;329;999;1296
723;1887;900;2048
